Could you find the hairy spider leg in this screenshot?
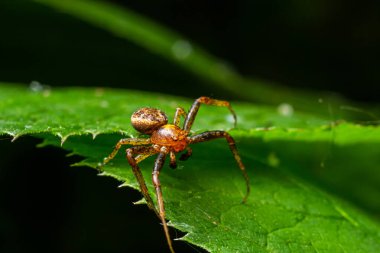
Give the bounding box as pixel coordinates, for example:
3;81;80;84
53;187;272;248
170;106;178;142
183;96;237;132
126;146;159;216
188;131;250;203
173;107;187;127
179;147;192;161
100;138;151;167
152;151;175;253
135;148;158;164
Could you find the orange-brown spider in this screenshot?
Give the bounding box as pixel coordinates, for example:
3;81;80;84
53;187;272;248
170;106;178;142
100;97;250;253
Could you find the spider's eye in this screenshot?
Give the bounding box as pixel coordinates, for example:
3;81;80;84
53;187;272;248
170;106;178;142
131;107;168;134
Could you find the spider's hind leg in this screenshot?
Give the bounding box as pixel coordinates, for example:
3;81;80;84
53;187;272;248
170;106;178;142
188;131;250;203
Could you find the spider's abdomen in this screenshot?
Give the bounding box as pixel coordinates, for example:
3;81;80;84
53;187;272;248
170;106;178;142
150;124;188;152
131;107;168;134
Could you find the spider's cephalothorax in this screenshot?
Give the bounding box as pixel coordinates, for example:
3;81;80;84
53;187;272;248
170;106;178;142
100;97;250;253
150;124;188;153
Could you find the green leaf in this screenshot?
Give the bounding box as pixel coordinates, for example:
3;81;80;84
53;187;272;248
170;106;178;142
1;83;380;252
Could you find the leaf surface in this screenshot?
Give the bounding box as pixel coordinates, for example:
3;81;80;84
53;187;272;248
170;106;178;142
1;84;380;252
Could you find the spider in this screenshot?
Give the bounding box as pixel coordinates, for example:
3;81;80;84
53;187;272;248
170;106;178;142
99;97;250;253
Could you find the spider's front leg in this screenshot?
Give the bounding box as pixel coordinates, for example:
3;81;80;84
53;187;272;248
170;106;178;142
183;96;237;131
99;138;150;167
125;146;159;216
188;131;250;203
151;150;175;253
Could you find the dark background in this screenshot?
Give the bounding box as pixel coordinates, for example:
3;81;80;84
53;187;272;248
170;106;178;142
0;1;379;252
0;0;379;101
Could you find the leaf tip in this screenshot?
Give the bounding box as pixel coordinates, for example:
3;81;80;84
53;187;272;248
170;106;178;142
59;134;72;146
92;132;99;139
11;134;20;142
97;171;108;177
118;182;129;188
84;130;100;140
133;198;146;205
